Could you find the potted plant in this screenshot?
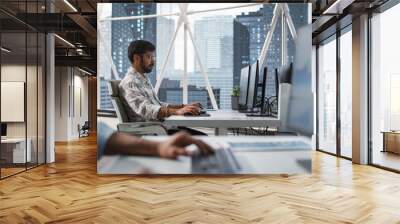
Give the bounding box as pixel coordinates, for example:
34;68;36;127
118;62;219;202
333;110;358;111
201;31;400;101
231;86;240;110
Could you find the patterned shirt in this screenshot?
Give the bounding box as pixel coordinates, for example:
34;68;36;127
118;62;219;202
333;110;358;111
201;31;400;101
119;67;168;122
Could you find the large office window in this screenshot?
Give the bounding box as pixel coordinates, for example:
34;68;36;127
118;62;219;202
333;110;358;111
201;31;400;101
98;3;309;111
0;1;47;179
317;35;337;154
370;3;400;171
316;26;353;159
339;27;352;158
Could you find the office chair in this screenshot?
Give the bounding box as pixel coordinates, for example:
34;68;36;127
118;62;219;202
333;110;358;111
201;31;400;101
107;80;168;136
78;121;90;138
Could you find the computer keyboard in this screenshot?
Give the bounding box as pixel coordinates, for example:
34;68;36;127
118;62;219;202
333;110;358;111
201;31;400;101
192;146;241;174
183;113;210;117
228;141;310;152
183;110;211;117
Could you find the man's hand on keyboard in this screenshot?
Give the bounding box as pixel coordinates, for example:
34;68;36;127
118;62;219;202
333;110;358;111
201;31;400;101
175;105;200;115
188;102;203;109
157;132;214;159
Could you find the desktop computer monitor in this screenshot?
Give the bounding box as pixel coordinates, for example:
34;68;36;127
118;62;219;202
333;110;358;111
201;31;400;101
274;68;279;97
286;25;313;137
1;123;7;138
276;62;292;112
239;65;251;107
246;60;259;110
260;66;268;113
278;62;293;84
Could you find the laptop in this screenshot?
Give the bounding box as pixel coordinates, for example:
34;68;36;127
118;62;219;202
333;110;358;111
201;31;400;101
191;25;313;174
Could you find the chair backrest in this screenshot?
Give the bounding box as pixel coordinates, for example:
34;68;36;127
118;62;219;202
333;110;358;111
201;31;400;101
107;80;129;123
82;121;90;129
277;83;291;132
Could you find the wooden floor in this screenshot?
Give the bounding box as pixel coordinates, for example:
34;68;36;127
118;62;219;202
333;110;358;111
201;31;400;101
372;150;400;171
1;167;26;178
1;135;400;223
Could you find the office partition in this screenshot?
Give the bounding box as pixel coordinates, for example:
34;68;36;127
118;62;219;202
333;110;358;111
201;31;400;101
339;26;352;159
0;1;47;179
317;35;337;155
370;2;400;172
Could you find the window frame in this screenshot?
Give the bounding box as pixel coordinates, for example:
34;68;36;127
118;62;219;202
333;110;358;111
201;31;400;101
315;23;353;161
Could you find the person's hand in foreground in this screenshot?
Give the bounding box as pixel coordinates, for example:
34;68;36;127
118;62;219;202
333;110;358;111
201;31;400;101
157;131;214;159
104;131;213;160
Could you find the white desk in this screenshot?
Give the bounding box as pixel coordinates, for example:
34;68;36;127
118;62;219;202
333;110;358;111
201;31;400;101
98;136;311;175
163;110;280;135
1;138;31;163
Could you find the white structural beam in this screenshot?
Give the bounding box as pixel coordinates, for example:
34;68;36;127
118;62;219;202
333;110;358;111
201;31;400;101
181;4;189;104
282;4;298;40
187;3;263;15
185;19;219;109
99;3;263;22
259;4;281;67
154;15;184;93
155;3;218;109
181;3;218;109
183;24;188;104
98;3;298;110
100;12;181;22
281;6;287;66
97;23;121;80
259;3;298;67
97;5;121;79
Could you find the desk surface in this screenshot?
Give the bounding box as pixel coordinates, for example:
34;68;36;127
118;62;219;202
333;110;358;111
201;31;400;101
381;131;400;134
163;110;280;128
1;138;27;143
98;136;311;175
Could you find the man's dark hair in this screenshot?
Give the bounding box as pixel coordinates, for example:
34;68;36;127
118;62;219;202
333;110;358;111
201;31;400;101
128;40;155;63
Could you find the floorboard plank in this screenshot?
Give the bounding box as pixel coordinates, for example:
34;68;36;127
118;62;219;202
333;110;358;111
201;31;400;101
1;134;400;223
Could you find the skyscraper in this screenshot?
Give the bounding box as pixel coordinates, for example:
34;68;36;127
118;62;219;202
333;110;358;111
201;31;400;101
235;4;307;98
156;17;176;79
235;5;278;98
111;3;157;85
194;16;234;71
99;77;113;110
285;4;309;63
236;10;269;66
233;20;250;88
193;15;234;109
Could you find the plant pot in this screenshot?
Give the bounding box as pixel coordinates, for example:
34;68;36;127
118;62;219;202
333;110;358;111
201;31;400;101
231;96;239;110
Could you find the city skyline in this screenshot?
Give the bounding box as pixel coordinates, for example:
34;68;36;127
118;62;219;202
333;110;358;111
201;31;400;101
98;3;309;109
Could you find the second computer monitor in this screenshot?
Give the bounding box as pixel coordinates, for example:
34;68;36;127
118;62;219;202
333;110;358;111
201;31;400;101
239;65;251;107
278;62;293;84
246;60;259;110
274;68;279;97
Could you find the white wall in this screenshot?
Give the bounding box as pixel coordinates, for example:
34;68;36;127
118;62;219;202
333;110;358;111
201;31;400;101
54;67;89;141
72;73;89;138
1;65;39;138
1;64;46;164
